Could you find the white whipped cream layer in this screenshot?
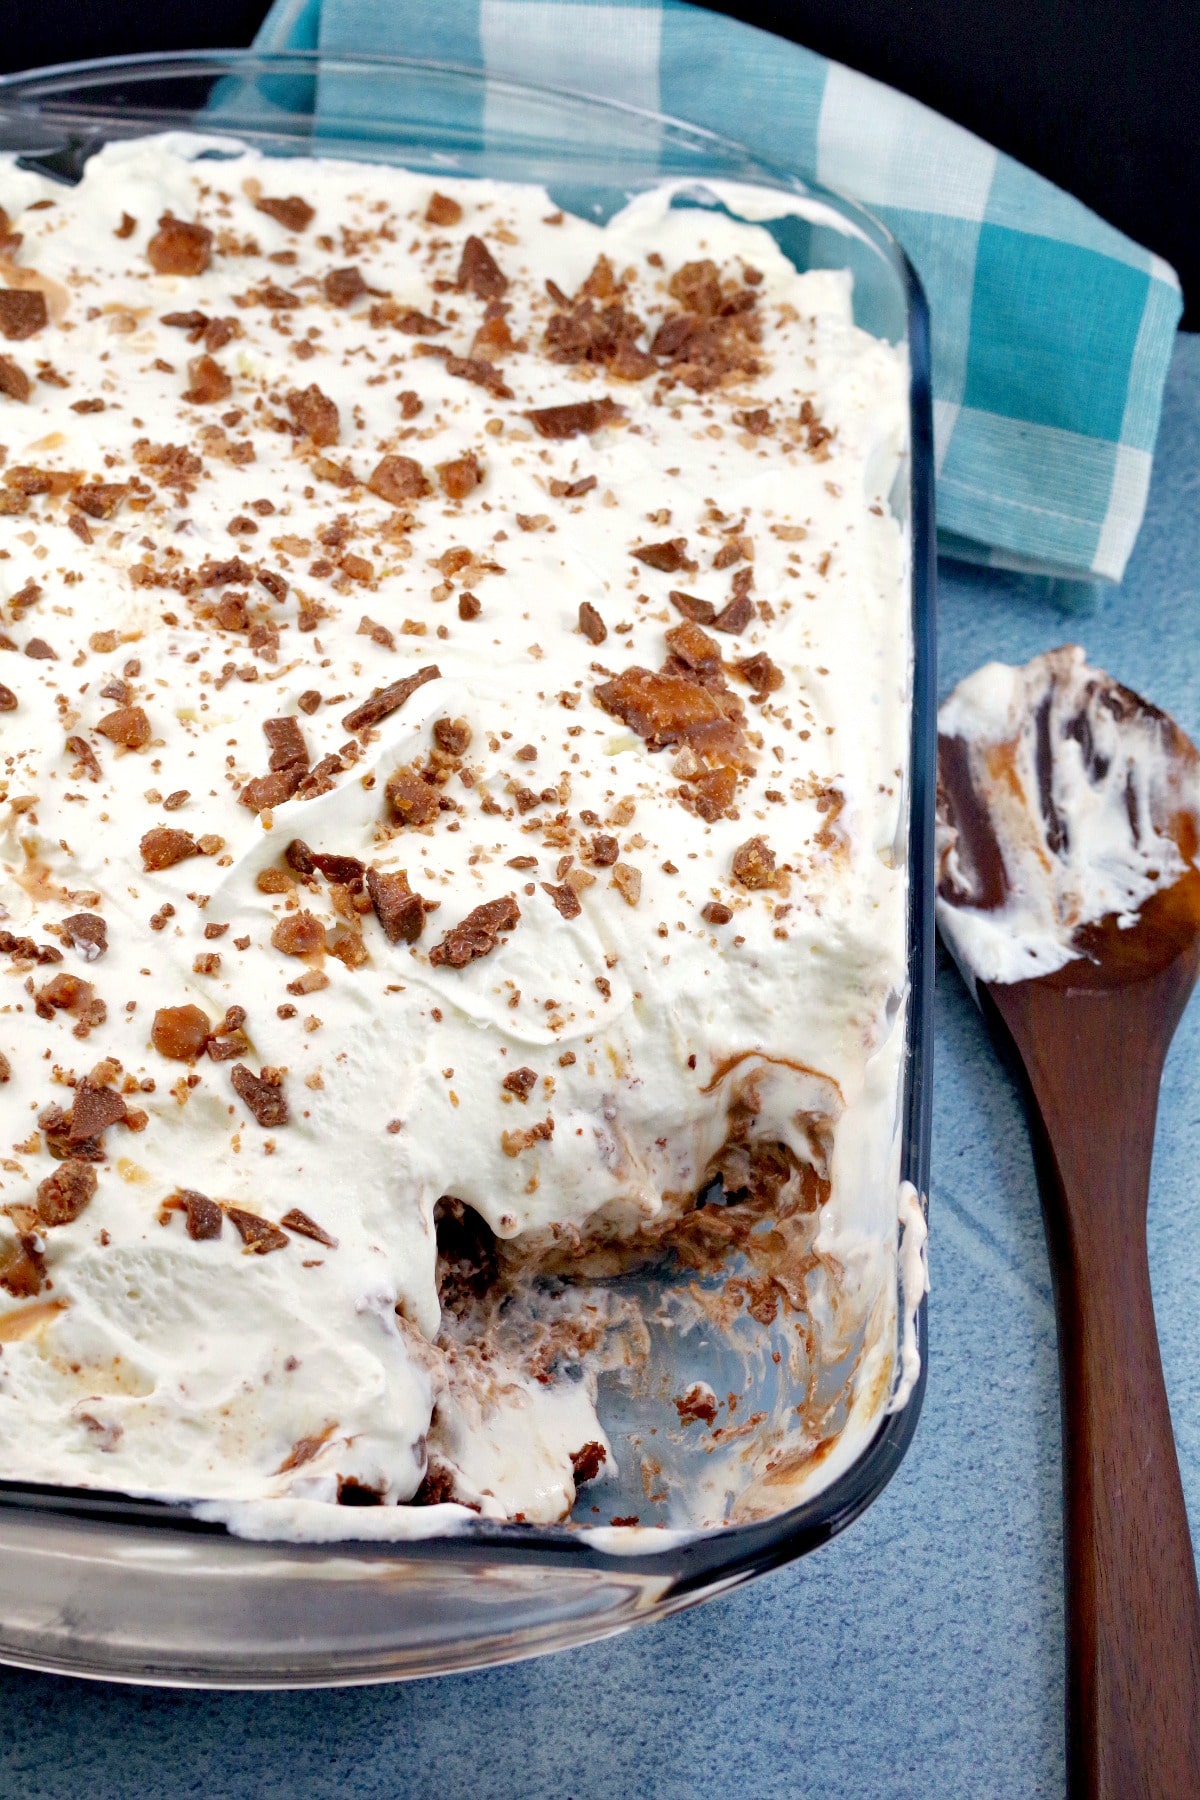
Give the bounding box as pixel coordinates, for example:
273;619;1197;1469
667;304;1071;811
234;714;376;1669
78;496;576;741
0;136;911;1526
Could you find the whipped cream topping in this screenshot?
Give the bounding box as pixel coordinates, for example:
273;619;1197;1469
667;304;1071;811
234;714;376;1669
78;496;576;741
937;646;1200;988
0;135;911;1527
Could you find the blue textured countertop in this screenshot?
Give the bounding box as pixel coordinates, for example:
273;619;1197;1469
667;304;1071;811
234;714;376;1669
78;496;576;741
3;334;1198;1800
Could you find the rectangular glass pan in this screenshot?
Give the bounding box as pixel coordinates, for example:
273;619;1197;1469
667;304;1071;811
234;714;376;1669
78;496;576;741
0;49;934;1686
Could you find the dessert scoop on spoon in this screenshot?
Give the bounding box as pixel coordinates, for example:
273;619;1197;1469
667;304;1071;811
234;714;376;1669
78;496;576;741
936;645;1200;1800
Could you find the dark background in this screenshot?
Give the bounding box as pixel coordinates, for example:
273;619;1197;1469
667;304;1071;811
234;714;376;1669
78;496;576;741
2;0;1196;325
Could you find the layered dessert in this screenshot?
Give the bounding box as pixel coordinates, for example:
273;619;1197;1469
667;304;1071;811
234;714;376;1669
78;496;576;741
0;135;913;1529
937;647;1200;988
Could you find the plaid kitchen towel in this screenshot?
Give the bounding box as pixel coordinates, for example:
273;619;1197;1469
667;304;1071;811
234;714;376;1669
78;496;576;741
254;0;1183;583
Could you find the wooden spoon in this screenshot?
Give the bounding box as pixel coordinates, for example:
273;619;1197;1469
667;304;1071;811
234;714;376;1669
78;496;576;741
937;651;1200;1799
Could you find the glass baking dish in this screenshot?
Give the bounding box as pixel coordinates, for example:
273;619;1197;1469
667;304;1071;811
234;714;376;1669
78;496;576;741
0;48;935;1687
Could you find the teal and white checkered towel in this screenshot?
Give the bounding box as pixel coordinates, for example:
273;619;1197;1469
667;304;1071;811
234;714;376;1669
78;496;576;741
255;0;1183;583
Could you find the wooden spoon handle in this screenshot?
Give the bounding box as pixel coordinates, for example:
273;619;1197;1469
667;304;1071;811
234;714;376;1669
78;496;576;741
1055;1199;1200;1799
988;976;1200;1799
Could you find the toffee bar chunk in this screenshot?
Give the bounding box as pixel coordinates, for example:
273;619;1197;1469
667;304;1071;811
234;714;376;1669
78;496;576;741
0;136;911;1530
342;664;440;733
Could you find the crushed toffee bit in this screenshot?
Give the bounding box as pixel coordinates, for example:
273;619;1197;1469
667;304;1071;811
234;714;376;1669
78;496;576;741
4;933;63;969
542;881;582;920
239;282;302;310
263;715;310;773
385;764;441;828
500;1117;554;1157
731;835;777;890
96;706;151;749
595;667;746;763
712;538;748;570
577;601;607;645
272;911;326;957
549;474;598;499
240;769;304;813
544;285;653;379
140;827;199;871
685;769;735;826
226;1206;289;1253
231;1063;290;1128
255;194;315;232
432;716;472;756
37;1159;98;1227
664;618;724;683
523;397;623;440
419;347;513;400
287;382;339;446
472;299;516;357
311;851;366;890
0;353;32;402
456;235;508;299
372;301;446;337
280;1207;338;1248
457;591;481;621
366;454;431;507
284;838;317;876
733;651;783;696
323;266;368;307
429;894;520;968
66;735;101;780
146;214;213;276
160;309;209;341
294;753;346;801
68;1076;128;1143
0;290;48;340
712;572;755;634
437;451;482;501
342;662;440;733
182;1190;223;1239
633;538;694;573
366;866;426;943
183;354;233;404
206;1006;251;1063
610;863;642;906
425;192;463;226
669;590;717;625
701;901;733;926
502;1066;538;1102
0;682;18;711
0;1238;44;1298
70;481;127;519
151;1004;212;1064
